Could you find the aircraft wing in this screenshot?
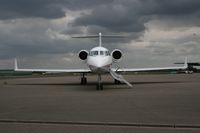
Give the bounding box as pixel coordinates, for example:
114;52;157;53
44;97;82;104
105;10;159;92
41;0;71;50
14;59;91;73
113;57;188;72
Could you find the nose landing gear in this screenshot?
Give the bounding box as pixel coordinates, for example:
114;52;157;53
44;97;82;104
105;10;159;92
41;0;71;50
96;74;103;90
81;73;103;90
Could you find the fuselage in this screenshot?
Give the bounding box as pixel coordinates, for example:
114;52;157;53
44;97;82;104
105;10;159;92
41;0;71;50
87;46;112;74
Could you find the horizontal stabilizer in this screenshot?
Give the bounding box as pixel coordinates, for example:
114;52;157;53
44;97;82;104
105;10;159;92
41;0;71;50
72;35;125;38
72;32;125;47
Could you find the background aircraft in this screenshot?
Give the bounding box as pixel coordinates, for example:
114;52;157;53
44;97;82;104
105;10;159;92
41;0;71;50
14;33;188;90
174;62;200;73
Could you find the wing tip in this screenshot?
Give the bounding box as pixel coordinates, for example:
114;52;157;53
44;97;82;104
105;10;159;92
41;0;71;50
14;58;18;70
184;57;188;68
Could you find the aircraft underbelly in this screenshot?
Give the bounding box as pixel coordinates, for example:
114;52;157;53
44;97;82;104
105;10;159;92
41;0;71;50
89;65;110;74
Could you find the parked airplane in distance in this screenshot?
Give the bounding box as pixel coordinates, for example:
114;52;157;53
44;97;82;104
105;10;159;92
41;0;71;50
14;33;188;90
174;62;200;73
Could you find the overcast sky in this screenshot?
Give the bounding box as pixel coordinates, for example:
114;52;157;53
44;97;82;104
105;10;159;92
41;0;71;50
0;0;200;69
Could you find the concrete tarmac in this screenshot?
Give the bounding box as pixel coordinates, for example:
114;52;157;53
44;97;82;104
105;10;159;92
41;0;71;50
0;74;200;133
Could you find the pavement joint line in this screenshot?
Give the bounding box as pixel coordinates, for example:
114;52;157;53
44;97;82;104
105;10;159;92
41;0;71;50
0;119;200;129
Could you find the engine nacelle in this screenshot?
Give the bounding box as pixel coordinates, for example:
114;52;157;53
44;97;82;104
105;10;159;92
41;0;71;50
78;50;88;60
111;49;122;62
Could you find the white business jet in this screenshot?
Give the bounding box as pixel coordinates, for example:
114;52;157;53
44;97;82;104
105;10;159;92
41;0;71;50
14;32;188;90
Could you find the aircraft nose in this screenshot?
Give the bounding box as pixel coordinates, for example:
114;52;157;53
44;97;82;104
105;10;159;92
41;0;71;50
96;61;105;68
94;57;108;68
88;56;112;71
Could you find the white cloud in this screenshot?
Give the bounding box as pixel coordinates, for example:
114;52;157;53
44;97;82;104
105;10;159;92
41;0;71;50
46;28;70;40
120;19;200;67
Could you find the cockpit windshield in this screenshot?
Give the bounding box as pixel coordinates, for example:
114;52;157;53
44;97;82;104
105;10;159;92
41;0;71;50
100;51;104;55
89;50;110;56
89;51;98;56
94;51;98;55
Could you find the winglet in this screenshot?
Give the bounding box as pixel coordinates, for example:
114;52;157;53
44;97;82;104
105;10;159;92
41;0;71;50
184;57;188;69
14;58;18;71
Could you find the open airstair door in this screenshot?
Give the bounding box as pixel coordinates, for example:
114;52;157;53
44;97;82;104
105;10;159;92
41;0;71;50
110;70;133;87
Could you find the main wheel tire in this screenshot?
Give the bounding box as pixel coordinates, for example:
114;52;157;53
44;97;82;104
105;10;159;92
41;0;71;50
96;84;99;90
83;77;87;85
114;79;121;84
96;83;103;90
100;84;103;90
81;78;84;85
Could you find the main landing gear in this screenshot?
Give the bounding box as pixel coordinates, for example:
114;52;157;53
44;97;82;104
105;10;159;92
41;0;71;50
81;73;87;85
96;74;103;90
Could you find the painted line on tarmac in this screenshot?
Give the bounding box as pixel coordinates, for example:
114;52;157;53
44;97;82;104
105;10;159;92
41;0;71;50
0;119;200;129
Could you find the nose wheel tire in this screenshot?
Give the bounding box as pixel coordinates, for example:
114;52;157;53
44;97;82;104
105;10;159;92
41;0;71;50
97;74;103;90
96;84;103;90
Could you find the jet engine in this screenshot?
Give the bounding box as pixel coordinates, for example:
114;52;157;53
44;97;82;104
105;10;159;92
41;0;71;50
111;49;122;62
78;50;88;60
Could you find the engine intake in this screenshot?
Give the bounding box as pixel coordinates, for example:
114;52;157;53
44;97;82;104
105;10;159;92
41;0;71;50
78;50;88;60
112;49;122;62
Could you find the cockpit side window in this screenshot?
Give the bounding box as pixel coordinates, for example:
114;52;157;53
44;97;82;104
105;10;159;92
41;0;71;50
90;51;98;56
105;51;110;56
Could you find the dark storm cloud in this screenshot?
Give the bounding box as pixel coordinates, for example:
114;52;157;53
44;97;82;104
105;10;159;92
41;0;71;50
1;0;200;32
72;0;200;33
0;18;94;60
151;0;200;15
0;0;64;19
0;0;113;19
72;2;146;33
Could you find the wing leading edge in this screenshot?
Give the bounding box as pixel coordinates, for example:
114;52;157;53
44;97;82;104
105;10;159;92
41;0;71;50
14;57;188;73
113;57;188;72
14;59;91;73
